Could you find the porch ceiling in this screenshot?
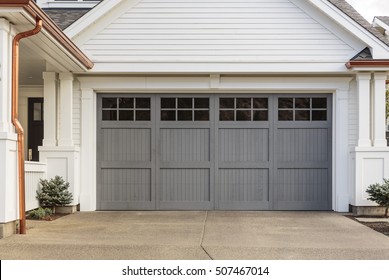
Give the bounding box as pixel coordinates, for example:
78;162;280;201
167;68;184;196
0;3;93;73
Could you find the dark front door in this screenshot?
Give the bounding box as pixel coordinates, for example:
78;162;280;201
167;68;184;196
28;98;44;161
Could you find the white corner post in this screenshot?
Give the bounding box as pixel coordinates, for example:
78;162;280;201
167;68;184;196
372;72;387;147
80;88;97;211
334;87;349;212
39;72;80;209
0;19;18;238
356;73;372;147
350;72;389;212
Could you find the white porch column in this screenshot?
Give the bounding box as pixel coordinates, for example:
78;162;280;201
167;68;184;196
372;72;387;147
0;19;12;133
58;72;74;147
42;72;58;147
0;19;18;238
356;73;372;147
39;73;80;209
80;88;97;211
334;88;349;212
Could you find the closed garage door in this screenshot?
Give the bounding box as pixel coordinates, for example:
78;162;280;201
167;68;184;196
97;94;331;211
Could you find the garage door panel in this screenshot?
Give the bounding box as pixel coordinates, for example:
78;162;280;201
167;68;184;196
160;168;211;209
218;168;269;210
219;128;269;162
101;128;151;162
275;168;329;210
277;128;328;162
160;128;210;162
100;168;153;210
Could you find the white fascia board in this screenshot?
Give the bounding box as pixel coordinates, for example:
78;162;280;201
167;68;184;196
65;0;126;38
309;0;389;58
347;67;389;72
88;62;350;75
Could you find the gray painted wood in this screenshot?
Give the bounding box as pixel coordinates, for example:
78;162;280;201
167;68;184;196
96;94;332;211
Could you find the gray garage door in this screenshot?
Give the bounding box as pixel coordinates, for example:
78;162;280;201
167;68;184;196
97;94;331;211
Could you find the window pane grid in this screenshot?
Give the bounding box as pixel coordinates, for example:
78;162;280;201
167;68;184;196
161;97;210;121
278;97;327;121
102;97;151;121
219;97;268;121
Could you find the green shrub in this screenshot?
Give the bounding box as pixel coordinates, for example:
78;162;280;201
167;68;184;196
28;207;53;220
366;179;389;217
36;176;73;213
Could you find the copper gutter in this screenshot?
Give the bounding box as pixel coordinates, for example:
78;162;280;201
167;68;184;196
346;60;389;69
1;0;93;70
12;17;43;235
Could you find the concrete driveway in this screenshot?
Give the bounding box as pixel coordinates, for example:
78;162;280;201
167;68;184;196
0;211;388;260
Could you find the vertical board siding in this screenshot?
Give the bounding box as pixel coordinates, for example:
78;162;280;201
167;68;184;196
160;128;209;162
161;169;210;202
83;0;355;62
101;128;151;161
25;171;44;211
219;128;269;162
25;162;46;211
101;169;151;202
276;169;328;202
219;169;268;202
277;128;328;162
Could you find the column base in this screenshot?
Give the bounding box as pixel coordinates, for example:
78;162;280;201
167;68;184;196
38;146;81;207
0;220;17;239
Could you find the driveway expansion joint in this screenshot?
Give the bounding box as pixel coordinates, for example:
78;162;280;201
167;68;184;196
200;211;213;260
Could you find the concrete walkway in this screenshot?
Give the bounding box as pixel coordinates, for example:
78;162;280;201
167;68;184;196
0;211;388;260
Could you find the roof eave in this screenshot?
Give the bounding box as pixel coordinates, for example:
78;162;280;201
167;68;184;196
0;0;94;70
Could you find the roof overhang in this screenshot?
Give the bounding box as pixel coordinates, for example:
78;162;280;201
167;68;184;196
0;0;93;72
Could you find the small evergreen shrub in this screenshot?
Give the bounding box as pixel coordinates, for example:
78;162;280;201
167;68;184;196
366;178;389;217
36;176;73;213
28;207;53;220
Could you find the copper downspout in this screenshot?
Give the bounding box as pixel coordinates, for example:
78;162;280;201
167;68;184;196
12;17;43;234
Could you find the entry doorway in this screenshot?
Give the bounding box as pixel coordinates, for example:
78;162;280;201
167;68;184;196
28;98;44;161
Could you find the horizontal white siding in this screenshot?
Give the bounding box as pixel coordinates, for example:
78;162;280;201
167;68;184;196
348;80;358;147
73;81;81;146
82;0;356;63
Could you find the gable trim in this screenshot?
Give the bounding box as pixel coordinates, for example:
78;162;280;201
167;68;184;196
309;0;389;58
65;0;129;38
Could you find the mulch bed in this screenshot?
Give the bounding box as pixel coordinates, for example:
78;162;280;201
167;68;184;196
26;213;70;221
346;216;389;237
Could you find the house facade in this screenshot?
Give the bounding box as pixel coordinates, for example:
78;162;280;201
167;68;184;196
1;0;389;237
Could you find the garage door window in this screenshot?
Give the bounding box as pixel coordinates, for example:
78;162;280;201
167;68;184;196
278;97;327;121
219;97;268;121
102;97;151;121
161;97;210;121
